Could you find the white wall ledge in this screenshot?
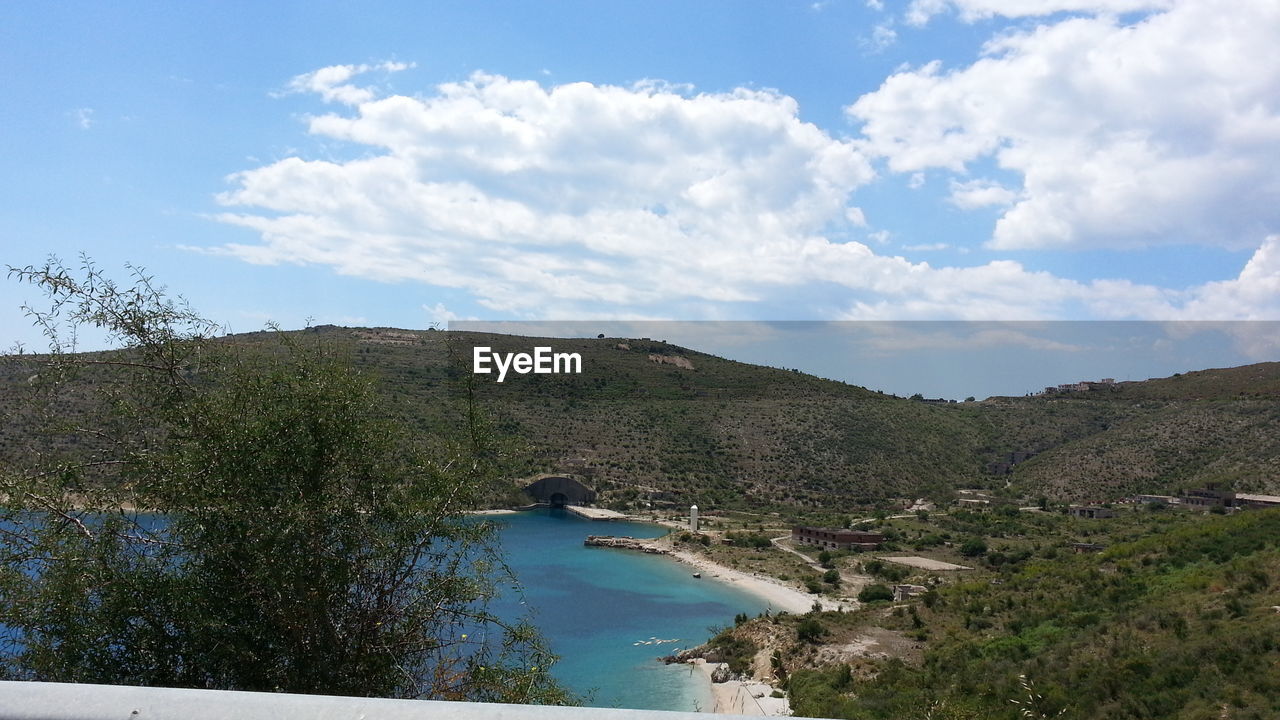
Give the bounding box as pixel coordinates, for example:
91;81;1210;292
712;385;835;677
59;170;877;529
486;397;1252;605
0;681;803;720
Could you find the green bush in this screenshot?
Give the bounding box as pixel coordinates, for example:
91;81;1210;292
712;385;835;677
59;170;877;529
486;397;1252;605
859;584;894;603
960;537;988;557
797;617;829;643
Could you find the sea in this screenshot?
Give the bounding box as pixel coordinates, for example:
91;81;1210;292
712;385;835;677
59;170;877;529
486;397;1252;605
486;508;770;711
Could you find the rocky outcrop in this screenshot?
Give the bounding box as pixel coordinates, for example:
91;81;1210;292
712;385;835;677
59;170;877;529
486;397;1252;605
584;535;669;554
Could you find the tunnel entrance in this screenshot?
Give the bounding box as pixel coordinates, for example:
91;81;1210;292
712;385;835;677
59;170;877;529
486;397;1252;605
523;475;597;507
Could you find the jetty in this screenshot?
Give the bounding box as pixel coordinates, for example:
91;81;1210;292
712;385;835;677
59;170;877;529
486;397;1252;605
584;535;669;554
566;506;629;521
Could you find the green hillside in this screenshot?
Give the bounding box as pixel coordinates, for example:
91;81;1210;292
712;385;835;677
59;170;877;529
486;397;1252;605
782;508;1280;720
3;325;1278;509
976;369;1280;501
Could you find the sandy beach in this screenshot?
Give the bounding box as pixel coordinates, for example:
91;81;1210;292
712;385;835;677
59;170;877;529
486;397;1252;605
690;659;790;716
668;548;846;614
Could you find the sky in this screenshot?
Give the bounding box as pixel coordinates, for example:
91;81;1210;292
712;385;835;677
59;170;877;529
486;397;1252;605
3;1;1279;390
455;320;1280;400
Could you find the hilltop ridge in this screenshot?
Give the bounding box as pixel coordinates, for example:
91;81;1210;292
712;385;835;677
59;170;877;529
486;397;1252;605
3;325;1277;509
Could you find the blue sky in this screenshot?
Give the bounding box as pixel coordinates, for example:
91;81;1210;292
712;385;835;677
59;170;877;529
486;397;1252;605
457;321;1279;399
3;1;1279;387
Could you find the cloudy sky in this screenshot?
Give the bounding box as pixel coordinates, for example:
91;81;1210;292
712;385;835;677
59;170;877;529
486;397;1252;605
3;1;1279;377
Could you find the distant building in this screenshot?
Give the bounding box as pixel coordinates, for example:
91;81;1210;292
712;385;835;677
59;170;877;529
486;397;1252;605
893;584;929;601
791;526;884;551
1071;542;1106;554
1134;494;1179;505
1174;488;1280;511
1181;487;1228;509
957;489;1001;508
1230;493;1280;509
1044;378;1117;394
689;504;699;532
1068;505;1115;519
987;451;1034;475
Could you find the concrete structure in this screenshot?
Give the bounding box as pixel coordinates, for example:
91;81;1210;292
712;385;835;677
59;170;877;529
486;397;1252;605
792;526;884;551
565;506;627;521
1231;493;1280;509
689;504;699;532
1178;488;1280;510
523;475;597;507
1134;494;1179;505
1068;505;1115;519
880;556;972;571
0;681;765;720
1043;378;1116;394
893;584;929;601
1071;542;1106;554
1181;487;1228;509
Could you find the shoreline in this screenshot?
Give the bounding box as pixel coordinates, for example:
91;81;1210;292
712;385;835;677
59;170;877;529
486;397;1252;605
474;505;843;614
689;659;790;716
666;547;847;614
474;506;806;713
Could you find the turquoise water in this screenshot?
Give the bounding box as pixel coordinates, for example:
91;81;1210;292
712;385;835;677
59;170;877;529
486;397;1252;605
488;509;770;711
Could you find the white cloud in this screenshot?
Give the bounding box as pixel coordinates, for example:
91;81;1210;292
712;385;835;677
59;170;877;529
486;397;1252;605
72;107;94;129
948;178;1017;209
280;61;413;105
902;242;950;251
906;0;1172;25
850;0;1280;252
857;324;1086;354
1157;320;1280;361
1148;236;1280;320
215;72;876;314
206;67;1280;322
423;302;460;325
862;23;899;53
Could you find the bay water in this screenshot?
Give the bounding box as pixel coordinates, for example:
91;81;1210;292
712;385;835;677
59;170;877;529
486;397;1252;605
487;508;771;711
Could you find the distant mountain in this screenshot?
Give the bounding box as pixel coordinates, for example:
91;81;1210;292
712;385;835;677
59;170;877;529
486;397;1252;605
3;326;1277;509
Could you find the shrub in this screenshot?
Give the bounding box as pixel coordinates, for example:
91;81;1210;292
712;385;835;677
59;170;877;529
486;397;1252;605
859;584;894;603
960;537;988;557
797;617;829;643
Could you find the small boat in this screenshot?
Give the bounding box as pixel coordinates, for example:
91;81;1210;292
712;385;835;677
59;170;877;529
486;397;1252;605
692;572;702;578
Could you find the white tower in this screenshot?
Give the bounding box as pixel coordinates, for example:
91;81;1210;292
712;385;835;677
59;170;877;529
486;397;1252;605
689;504;699;533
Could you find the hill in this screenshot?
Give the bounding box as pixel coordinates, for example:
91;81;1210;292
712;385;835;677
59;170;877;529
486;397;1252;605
2;325;1278;509
976;367;1280;501
779;507;1280;719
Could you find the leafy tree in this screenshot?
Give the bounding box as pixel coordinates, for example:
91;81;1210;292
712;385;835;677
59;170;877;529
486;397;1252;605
0;259;570;702
858;584;894;603
960;537;989;557
796;617;829;643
